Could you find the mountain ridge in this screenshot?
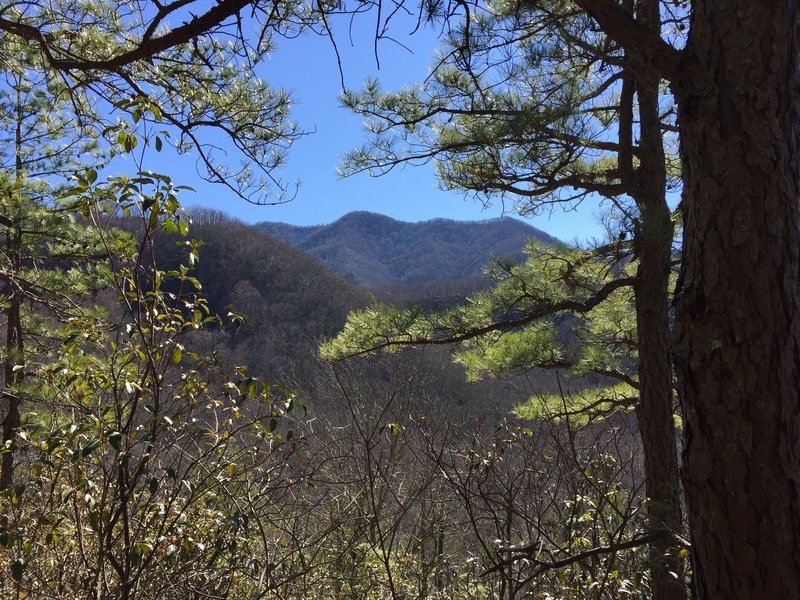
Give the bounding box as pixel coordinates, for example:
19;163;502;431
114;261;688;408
256;211;559;287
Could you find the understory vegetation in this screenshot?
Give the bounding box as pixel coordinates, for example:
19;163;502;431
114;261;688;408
0;172;677;598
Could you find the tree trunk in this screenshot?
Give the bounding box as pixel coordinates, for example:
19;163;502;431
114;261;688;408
635;204;685;600
1;92;26;492
673;2;800;597
0;299;22;490
628;3;686;597
0;226;22;491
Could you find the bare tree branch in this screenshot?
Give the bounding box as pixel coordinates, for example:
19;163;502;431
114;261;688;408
487;527;688;576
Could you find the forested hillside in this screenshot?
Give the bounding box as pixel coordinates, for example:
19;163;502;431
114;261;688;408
152;209;543;408
257;211;560;287
166;210;369;384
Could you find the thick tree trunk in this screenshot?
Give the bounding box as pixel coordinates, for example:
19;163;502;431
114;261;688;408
673;2;800;597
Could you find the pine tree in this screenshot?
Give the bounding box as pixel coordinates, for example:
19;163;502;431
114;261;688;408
338;1;686;596
0;41;110;489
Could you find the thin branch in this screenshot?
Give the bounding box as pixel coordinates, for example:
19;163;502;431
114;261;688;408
487;527;688;576
337;276;636;358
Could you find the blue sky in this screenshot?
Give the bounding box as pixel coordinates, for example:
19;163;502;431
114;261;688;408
162;13;607;244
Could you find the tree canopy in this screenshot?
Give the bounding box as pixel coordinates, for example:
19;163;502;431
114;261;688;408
0;0;311;202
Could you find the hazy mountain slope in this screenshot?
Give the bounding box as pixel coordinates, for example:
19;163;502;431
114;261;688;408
256;211;560;287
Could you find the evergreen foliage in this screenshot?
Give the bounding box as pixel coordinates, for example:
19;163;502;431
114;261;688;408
0;0;306;203
322;238;644;424
335;2;689;596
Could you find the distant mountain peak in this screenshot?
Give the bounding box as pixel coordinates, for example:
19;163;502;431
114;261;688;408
334;210;397;222
255;211;559;288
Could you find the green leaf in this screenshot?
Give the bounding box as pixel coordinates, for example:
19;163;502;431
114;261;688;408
387;422;403;436
131;540;153;563
108;431;122;451
11;484;25;507
0;529;12;548
10;558;25;582
46;528;62;544
81;438;102;457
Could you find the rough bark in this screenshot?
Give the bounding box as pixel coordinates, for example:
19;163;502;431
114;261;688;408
635;204;684;600
673;2;800;597
624;2;686;597
633;69;687;600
